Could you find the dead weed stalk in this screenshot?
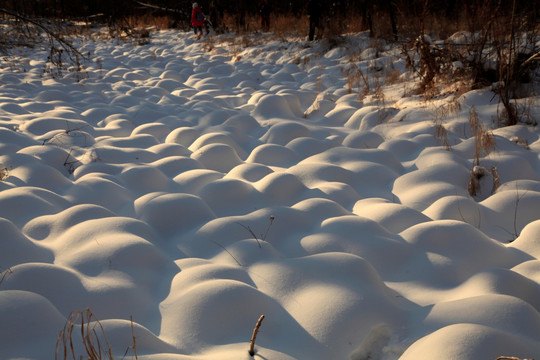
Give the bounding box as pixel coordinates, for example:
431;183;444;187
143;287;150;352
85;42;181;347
248;315;265;357
55;308;138;360
0;266;13;286
237;216;275;248
469;106;496;167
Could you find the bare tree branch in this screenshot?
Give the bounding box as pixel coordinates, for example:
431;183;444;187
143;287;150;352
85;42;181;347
0;7;87;60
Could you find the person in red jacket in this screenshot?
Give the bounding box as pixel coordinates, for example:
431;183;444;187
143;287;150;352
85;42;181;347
191;2;205;36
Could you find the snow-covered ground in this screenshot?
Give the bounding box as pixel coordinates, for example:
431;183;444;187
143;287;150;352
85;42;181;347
1;29;540;360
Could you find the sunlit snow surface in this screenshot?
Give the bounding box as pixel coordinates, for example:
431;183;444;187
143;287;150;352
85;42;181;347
1;30;540;359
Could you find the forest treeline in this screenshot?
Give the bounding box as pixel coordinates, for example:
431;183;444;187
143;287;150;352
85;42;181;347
2;0;538;39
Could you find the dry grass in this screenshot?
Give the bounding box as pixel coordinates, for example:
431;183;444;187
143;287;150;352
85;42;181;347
372;73;386;108
510;136;530;150
272;14;308;39
122;15;173;31
343;63;370;100
491;165;500;194
220;13;261;35
516;96;539;126
469;106;496;167
0;167;8;181
218;11;365;41
467;106;499;199
431;93;464;150
56;308;113;360
56;308;138;360
218;34;263;60
384;66;401;86
434;97;462;120
434;123;451;150
412;37;458;100
293;55;311;70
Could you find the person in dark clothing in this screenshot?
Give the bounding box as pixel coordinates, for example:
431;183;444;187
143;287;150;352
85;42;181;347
306;0;323;41
258;0;271;32
208;0;225;33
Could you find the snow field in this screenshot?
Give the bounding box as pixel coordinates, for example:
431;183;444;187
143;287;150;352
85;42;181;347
0;31;540;359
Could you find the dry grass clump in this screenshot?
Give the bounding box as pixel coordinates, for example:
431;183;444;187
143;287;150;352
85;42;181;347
469;106;496;167
0;167;8;181
343;63;370;99
467;106;500;198
56;308;113;360
434;123;451;150
56;308;138;360
401;34;467;101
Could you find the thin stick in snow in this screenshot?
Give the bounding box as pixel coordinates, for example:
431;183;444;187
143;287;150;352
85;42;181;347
248;315;265;357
